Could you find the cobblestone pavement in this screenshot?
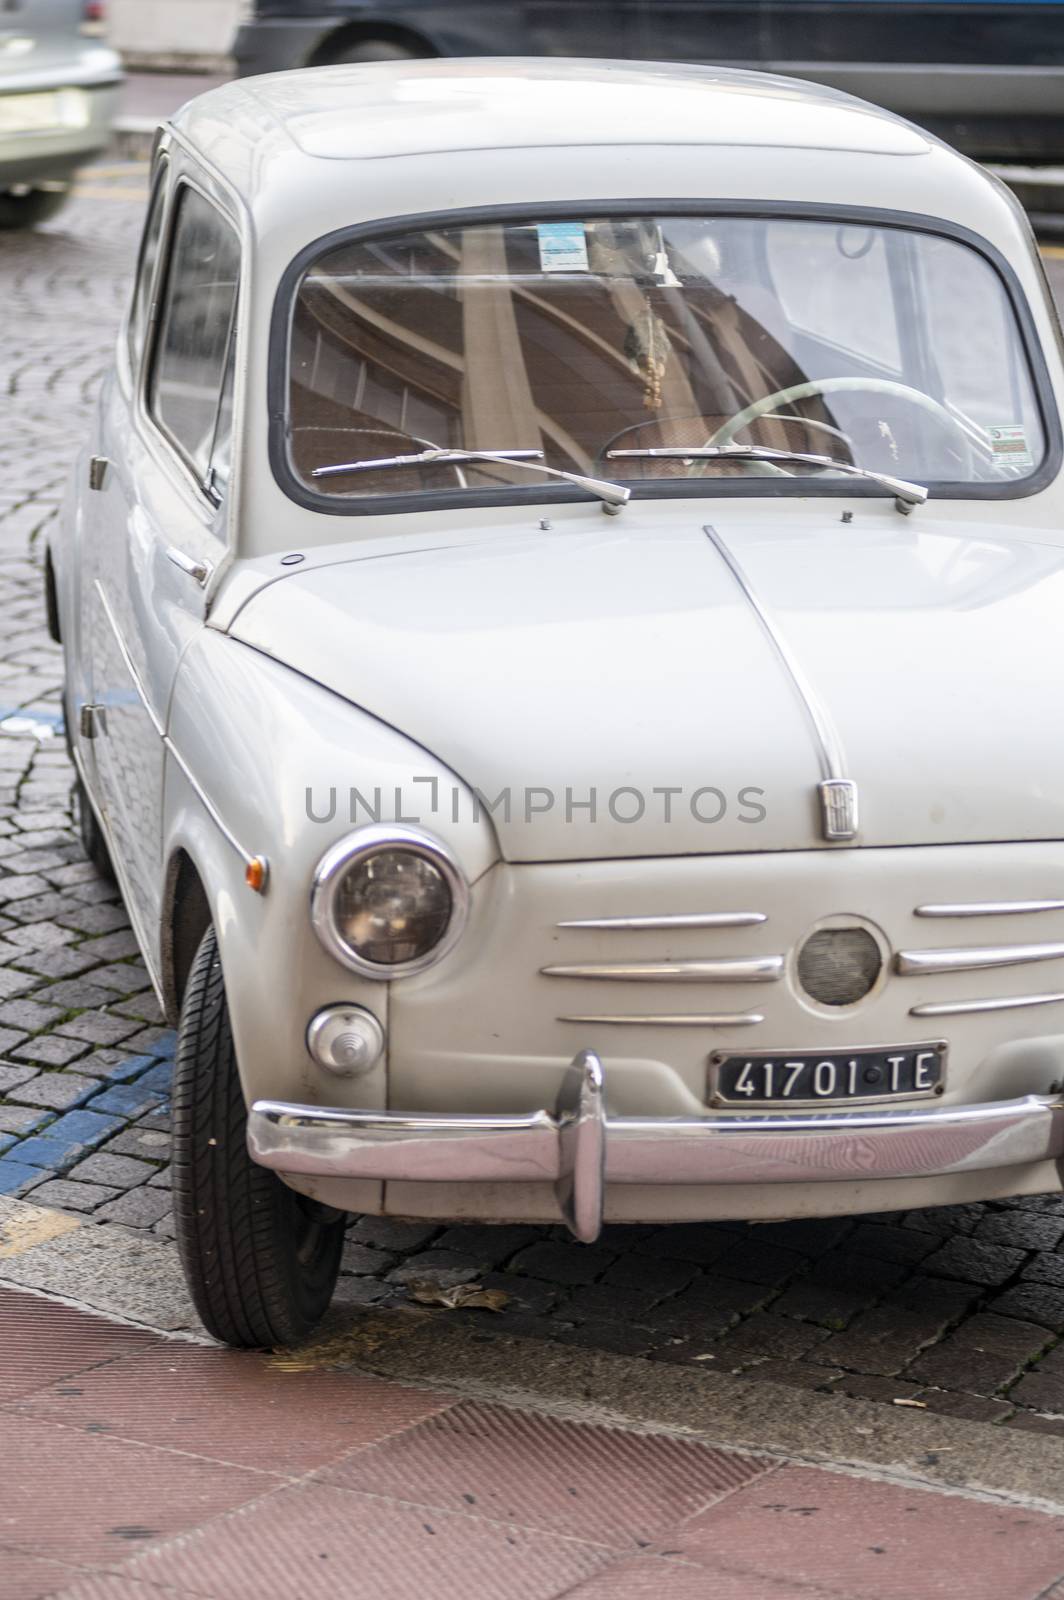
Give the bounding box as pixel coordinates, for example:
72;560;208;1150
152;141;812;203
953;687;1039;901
3;170;1064;1435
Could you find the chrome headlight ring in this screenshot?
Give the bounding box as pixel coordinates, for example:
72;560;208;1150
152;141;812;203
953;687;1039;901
310;823;469;979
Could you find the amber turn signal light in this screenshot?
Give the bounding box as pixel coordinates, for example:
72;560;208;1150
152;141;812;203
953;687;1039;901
245;856;268;894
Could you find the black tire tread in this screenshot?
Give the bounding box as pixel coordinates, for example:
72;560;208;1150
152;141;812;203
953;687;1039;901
171;927;343;1347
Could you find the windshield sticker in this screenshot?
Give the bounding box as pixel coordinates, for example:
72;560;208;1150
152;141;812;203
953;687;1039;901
989;425;1034;468
537;222;589;274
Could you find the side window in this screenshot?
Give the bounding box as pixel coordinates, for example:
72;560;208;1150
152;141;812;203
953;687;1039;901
127;163;168;372
149;185;240;488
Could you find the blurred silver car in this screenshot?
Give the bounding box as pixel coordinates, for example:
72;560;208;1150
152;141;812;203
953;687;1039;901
0;0;121;229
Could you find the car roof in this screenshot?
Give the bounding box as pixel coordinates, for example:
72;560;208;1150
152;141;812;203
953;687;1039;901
175;57;929;166
167;58;1027;271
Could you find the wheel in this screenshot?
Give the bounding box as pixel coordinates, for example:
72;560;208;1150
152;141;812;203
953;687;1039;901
72;771;115;882
326;39;422;64
171;926;345;1348
0;186;71;231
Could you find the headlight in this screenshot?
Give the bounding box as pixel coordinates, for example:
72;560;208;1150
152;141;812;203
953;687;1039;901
311;825;468;978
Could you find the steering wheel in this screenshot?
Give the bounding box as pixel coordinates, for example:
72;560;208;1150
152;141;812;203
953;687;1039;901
709;377;975;477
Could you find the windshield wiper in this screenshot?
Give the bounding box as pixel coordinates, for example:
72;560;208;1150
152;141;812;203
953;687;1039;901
313;447;630;514
607;445;927;515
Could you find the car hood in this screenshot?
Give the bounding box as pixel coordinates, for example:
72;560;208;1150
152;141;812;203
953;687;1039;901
229;512;1064;861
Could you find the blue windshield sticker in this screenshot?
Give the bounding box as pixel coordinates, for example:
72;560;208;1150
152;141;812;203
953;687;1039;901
537;222;589;274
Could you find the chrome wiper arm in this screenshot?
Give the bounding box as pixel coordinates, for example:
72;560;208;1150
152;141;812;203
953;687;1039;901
313;447;630;513
607;445;927;514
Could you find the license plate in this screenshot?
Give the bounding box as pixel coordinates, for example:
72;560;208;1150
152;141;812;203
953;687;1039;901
710;1043;946;1106
0;91;63;135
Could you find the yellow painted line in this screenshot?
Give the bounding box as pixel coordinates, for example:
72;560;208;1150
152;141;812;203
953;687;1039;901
0;1200;81;1259
1041;244;1064;260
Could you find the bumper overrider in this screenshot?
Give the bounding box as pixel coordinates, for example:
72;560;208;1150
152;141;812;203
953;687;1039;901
246;1053;1064;1242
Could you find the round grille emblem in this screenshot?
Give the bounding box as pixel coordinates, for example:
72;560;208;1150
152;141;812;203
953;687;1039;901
797;926;882;1007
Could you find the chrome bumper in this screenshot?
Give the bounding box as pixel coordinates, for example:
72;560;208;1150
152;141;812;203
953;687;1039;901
247;1052;1064;1243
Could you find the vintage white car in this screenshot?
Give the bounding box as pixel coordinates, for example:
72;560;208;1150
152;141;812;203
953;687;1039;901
50;58;1064;1348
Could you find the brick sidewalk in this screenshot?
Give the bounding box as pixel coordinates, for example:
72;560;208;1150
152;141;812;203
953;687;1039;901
3;1284;1064;1600
4;177;1064;1437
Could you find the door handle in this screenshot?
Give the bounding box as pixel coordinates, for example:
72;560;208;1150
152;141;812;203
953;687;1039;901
89;456;110;491
166;547;212;586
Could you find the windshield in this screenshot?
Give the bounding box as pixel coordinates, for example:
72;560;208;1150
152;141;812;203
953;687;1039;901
281;213;1049;505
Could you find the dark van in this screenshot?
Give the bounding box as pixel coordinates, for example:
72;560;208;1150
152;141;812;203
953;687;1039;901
232;0;1064;162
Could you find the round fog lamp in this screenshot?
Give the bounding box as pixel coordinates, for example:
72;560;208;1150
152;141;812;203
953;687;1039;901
307;1005;385;1076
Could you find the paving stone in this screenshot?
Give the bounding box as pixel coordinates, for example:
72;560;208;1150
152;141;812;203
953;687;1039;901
55;1011;142;1046
552;1317;659;1358
812;1307;948;1376
1022;1253;1064;1288
95;1186;173;1228
0;967;38;1001
12;944;101;979
6;1070;97;1110
0;997;65;1032
66;1151;158;1189
0;1060;36;1091
711;1237;807;1287
55;901;129;934
10;1033;90;1067
846;1223;940;1265
990;1283;1064;1332
29;1177;119;1212
975;1210;1064;1251
921;1236;1027;1286
433;1224;539;1266
904;1341;1026;1394
0;920;75;952
1008;1366;1064;1411
87;1080;166;1119
387;1250;482;1288
565;1283;662;1324
712;1313;831;1364
12;1109;122;1170
912;1390;1015;1423
1004;1411;1064;1437
902;1204;985;1237
39;980;119;1011
146;1165;172;1188
339;1241;400;1276
805;1250;909;1294
72;1048;146;1082
509;1240;618;1285
630;1224;735;1267
121;1025;177;1057
76;930;140;962
829;1373;925;1404
0;1104;47;1134
603;1253;699;1296
101;1126;172;1160
0;1158;45;1195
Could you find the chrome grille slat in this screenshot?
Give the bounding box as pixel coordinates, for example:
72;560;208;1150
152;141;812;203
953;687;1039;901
557;912;766;930
541;956;784;983
915;900;1064;918
556;1011;765;1027
895;942;1064;976
910;992;1064;1017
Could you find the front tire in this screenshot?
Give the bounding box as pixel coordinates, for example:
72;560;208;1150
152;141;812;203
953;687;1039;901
0;186;71;230
171;926;345;1348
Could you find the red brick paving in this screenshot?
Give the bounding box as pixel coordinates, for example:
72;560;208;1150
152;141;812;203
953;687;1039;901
3;1285;1064;1600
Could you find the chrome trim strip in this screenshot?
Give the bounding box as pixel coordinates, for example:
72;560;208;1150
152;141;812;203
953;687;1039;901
702;525;857;841
703;524;846;778
557;1012;765;1027
164;738;257;871
910;991;1064;1017
310;823;470;979
94;579;258;871
93;579;163;737
541;956;784;983
916;900;1064;918
896;942;1064;976
557;912;767;930
248;1066;1064;1242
